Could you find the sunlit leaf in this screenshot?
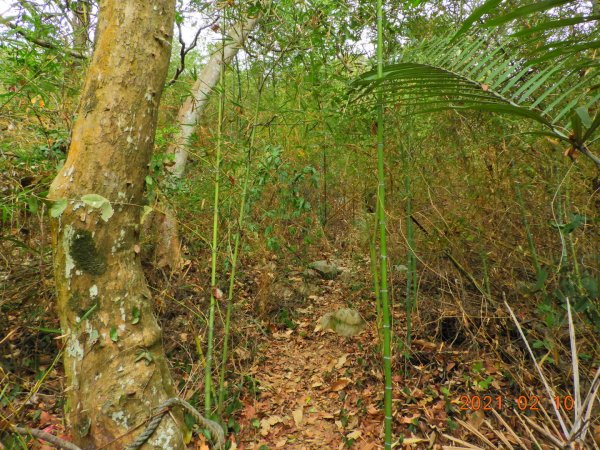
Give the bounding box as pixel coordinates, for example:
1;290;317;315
49;198;68;218
483;0;576;28
109;326;118;342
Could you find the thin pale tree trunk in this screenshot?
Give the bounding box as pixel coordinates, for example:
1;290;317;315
168;15;260;178
147;14;261;269
48;1;185;449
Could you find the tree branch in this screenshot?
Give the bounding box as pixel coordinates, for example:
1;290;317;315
168;16;220;86
0;15;86;59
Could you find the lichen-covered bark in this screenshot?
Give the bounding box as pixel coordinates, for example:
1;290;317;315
47;1;183;449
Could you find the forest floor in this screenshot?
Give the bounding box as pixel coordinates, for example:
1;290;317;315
233;258;389;450
2;244;599;449
222;255;598;450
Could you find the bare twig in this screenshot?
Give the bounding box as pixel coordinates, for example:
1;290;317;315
13;427;81;450
504;300;569;436
491;409;526;448
168;16;220;85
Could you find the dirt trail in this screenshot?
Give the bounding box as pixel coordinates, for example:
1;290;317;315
235;266;382;450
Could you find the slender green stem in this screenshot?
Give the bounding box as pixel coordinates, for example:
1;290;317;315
564;184;583;294
205;23;226;416
376;1;393;448
514;179;542;278
402;119;417;352
370;200;382;337
322;148;328;225
405;173;415;348
217;93;262;413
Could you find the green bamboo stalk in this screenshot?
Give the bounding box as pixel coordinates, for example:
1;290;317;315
514;179;542;278
405;173;415;348
564;184;583;294
370;200;382;336
217;92;262;413
376;1;393;448
205;25;226;416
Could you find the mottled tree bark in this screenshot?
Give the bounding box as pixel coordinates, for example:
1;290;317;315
47;1;184;449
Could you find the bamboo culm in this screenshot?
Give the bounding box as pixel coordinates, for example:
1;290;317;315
204;20;227;416
376;0;393;448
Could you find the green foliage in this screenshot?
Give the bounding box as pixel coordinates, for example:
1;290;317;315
351;2;599;162
246;145;318;250
275;307;297;330
109;327;118;343
3;1;599;448
81;194;114;222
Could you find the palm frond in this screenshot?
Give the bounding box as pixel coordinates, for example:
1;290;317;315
350;1;600;166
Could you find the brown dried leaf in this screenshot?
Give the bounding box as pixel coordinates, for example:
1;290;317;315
330;378;351;391
292;406;304;426
468;409;485;430
335;354;348;369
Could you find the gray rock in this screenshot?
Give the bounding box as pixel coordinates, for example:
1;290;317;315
318;308;366;337
308;260;340;280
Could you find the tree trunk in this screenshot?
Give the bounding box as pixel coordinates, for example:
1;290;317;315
144;14;261;270
167;15;260;178
47;1;184;449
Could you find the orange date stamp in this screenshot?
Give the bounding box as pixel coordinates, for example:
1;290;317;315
458;394;575;411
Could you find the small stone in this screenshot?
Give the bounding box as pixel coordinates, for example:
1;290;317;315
308;260;340;280
318;308;366;337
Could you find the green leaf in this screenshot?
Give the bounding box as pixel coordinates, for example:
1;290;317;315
483;0;576;28
27;197;39;213
81;193;110;209
145;175;153;186
131;306;140;325
575;107;592;129
510;15;600;38
533;269;548;291
134;350;153;365
81;194;113;222
452;0;503;41
109;326;118;342
532;340;545;349
183;411;196;429
100;202;114;222
583;112;600;142
50;198;68;218
174;11;184;25
527;40;600;65
81;304;97;321
571;111;583;142
563;214;585;234
472;361;484;374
